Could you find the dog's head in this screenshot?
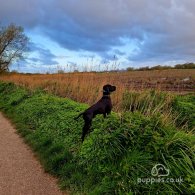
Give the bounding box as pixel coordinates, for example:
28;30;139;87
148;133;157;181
103;84;116;95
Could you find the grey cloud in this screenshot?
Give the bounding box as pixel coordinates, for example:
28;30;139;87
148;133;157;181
1;0;195;64
27;42;59;65
112;49;126;56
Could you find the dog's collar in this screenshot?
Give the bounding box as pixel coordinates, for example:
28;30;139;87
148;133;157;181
102;94;110;98
103;92;110;95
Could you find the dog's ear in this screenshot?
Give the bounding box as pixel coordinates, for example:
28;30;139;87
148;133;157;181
103;84;110;93
112;85;116;91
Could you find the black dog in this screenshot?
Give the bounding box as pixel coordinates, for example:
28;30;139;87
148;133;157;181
74;84;116;142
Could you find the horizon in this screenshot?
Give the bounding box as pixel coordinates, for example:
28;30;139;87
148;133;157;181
1;0;195;73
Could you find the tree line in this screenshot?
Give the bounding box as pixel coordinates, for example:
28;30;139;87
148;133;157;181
126;63;195;71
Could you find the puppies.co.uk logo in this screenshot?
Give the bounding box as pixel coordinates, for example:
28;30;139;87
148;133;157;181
151;163;170;177
137;163;183;185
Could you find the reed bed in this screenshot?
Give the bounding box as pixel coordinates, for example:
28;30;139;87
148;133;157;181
0;69;194;112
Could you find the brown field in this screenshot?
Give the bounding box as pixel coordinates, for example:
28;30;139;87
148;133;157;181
0;69;194;110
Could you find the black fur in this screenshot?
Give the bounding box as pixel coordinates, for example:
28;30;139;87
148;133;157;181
74;84;116;142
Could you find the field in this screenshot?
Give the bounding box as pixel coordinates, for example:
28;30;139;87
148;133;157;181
0;69;195;111
0;69;195;194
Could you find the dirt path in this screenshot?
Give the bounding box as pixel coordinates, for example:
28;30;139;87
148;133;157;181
0;112;67;195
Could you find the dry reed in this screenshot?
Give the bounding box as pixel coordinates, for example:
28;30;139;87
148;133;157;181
0;69;194;111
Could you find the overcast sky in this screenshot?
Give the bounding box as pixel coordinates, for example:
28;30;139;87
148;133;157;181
1;0;195;72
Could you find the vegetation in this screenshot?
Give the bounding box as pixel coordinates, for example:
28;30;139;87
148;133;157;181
0;23;29;73
0;69;194;112
0;82;194;194
175;63;195;69
126;63;195;71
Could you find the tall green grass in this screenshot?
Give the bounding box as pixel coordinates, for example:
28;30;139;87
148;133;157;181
0;82;194;194
122;90;195;132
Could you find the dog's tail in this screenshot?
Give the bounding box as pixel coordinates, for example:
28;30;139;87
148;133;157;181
74;112;84;120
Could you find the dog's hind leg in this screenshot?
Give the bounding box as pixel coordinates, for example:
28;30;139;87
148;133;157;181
81;123;90;142
81;114;92;142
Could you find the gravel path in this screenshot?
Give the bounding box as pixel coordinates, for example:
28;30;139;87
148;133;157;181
0;112;67;195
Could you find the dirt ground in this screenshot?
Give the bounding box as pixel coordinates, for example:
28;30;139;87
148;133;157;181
0;112;67;195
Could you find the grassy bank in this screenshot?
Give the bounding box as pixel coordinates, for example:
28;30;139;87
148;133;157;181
0;82;194;194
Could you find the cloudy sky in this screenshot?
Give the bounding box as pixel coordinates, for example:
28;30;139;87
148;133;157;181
1;0;195;72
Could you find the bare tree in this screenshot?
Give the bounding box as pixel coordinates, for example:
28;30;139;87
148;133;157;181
0;23;29;73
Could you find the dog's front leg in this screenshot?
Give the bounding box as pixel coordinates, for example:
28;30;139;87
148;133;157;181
106;109;111;116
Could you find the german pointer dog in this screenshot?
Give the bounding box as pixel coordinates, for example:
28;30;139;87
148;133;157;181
74;84;116;142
